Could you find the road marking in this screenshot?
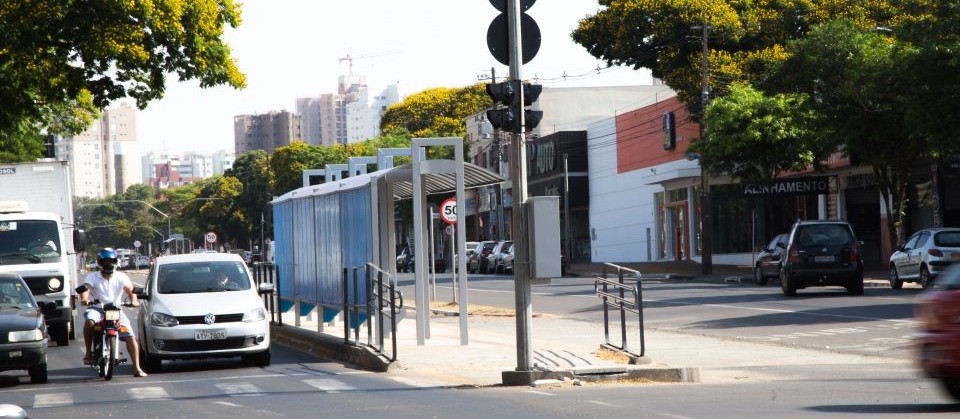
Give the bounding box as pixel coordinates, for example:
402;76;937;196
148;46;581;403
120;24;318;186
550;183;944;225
303;378;356;393
33;393;73;408
216;382;264;397
214;401;242;407
127;386;171;401
389;375;445;388
524;390;556;396
587;400;620;408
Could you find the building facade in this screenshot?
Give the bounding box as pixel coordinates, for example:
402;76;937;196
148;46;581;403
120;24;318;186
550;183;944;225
62;103;140;198
234;110;302;154
296;76;399;147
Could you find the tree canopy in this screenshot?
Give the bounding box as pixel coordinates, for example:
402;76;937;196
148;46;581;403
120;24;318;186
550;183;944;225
0;0;246;160
380;84;490;138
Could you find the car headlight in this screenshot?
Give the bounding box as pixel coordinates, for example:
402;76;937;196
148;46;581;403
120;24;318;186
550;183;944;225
243;307;266;322
150;312;179;327
9;329;43;342
47;277;62;291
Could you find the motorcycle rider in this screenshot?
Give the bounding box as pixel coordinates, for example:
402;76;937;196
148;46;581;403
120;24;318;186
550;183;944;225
79;247;148;377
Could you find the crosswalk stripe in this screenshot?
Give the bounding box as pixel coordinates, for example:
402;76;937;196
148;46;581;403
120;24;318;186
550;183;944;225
127;386;171;401
303;378;356;393
388;376;444;388
33;393;73;408
216;382;264;397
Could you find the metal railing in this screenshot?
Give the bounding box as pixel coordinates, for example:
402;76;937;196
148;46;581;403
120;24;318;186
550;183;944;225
366;263;403;362
251;262;281;325
595;263;646;358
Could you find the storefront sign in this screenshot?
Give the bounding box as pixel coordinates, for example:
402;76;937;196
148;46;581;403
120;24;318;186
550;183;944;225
742;176;832;196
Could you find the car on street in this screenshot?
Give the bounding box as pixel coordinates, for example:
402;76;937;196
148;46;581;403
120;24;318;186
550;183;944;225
0;273;52;383
754;233;788;285
779;220;864;296
889;227;960;289
135;252;274;372
468;241;497;273
485;240;513;274
914;263;960;401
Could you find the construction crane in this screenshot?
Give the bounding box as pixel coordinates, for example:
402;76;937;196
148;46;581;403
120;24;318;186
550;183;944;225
338;50;401;75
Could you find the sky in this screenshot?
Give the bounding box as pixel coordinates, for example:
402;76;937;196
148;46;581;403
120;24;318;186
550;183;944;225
136;0;653;156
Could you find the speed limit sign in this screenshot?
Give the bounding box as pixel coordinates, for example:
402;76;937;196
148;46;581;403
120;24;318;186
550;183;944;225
439;198;457;224
205;231;218;244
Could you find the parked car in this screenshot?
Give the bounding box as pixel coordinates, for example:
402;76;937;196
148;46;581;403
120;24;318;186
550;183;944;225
397;247;411;272
485;240;513;274
502;246;514;273
754;233;788;285
779;220;864;296
453;241;480;270
468;241;497;273
0;273;52;383
889;228;960;289
135;253;274;372
914;263;960;401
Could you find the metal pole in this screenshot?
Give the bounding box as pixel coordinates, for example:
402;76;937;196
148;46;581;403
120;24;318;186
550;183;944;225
507;0;533;372
698;24;713;275
564;153;572;264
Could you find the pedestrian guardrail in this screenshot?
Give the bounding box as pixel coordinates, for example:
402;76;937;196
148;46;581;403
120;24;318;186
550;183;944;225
252;262;281;325
595;263;646;358
341;265;403;362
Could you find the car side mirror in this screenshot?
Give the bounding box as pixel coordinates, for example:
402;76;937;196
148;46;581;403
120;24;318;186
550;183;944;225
258;282;275;295
133;285;149;300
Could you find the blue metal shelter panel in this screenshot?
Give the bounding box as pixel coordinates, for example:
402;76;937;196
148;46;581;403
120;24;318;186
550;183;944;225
273;202;295;298
315;193;343;307
340;187;373;305
293;198;317;302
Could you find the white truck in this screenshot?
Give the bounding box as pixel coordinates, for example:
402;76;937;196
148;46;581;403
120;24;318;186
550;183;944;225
0;161;85;346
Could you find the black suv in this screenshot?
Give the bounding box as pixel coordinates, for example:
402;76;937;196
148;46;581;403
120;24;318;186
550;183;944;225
779;220;864;296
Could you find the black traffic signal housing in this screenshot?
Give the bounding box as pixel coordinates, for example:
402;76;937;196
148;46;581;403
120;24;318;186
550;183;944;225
662;111;676;150
42;135;56;159
485;80;543;133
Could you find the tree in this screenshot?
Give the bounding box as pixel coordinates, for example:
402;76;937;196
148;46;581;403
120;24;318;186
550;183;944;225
570;0;897;118
380;84;490;138
269;141;325;196
0;0;246;156
193;176;245;248
226;150;272;246
691;83;827;182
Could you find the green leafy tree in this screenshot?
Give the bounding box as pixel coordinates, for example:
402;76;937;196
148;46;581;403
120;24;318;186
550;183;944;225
571;0;897;117
0;0;246;157
380;84;490;138
193;176;245;249
691;83;827;182
226;150;272;247
269;141;325;196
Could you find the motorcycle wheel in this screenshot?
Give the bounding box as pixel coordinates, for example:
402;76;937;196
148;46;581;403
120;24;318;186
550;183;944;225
94;338;105;377
104;335;118;380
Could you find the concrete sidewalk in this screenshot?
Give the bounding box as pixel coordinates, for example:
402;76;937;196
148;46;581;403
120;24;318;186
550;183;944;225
272;261;902;387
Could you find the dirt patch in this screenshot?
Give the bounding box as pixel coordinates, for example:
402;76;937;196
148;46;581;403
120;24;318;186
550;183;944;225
595;346;634;364
406;300;516;317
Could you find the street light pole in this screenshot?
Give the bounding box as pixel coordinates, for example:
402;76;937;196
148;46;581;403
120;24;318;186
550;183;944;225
116;200;170;239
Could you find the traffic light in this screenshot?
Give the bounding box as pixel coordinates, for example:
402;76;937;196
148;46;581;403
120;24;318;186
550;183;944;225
42;135;56;159
485;80;543;133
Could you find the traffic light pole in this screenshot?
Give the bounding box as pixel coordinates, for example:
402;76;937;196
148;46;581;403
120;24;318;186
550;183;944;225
506;0;534;373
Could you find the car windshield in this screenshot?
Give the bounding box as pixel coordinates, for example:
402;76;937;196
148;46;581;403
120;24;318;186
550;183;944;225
0;279;37;309
796;225;852;247
934;231;960;247
157;261;252;294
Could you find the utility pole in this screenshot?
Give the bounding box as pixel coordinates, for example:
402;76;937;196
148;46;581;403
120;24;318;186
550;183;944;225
563;153;572;263
696;24;713;275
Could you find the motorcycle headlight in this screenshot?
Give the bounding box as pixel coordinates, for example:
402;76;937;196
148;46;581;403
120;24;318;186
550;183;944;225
242;307;266;322
9;329;43;342
150;312;179;327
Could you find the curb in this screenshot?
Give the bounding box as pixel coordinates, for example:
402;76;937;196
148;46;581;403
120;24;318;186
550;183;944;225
271;324;393;372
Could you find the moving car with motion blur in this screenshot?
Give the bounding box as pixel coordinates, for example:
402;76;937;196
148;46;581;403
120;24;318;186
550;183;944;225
135;253;274;372
914;263;960;401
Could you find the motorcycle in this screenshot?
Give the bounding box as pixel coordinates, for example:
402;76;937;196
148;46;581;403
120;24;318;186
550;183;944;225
75;284;129;380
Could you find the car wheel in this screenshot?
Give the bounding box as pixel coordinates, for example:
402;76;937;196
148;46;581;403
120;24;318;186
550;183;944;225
754;265;768;285
69;317;76;340
920;266;933;289
888;265;903;289
29;362;48;384
942;377;960;402
245;349;271;367
141;347;162;373
846;275;865;295
780;270;797;296
52;323;69;347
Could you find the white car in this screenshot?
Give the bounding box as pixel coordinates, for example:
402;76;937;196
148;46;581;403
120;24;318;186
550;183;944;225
889;227;960;289
135;253;274;372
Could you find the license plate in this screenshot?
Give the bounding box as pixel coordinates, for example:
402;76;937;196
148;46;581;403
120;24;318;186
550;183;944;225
194;329;227;341
814;255;835;262
9;350;22;358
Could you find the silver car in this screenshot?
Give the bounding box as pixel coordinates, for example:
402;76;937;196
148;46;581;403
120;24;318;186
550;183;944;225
889;228;960;289
135;253;274;372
